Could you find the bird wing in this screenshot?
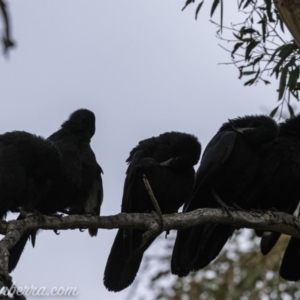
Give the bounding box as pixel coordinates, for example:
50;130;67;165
258;140;300;258
86;163;104;237
172;131;236;276
184;130;236;212
121;150;145;213
48;134;82;187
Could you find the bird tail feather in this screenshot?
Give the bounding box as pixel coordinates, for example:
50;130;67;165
280;237;300;281
8;214;37;273
104;229;149;292
172;223;234;276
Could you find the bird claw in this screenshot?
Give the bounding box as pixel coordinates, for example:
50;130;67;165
211;189;236;219
247;208;265;216
19;209;45;224
48;214;63;235
19;208;33;218
220;205;234;220
230;202;246;211
248;207;277;217
32;210;46;224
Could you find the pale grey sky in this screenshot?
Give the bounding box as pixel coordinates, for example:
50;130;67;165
0;1;283;299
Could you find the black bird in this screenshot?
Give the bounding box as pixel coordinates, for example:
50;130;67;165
103;132;201;292
0;131;60;219
171;115;279;277
258;115;300;281
9;109;103;272
0;131;61;272
43;109;103;221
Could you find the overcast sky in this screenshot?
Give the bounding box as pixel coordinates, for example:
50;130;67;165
0;1;289;299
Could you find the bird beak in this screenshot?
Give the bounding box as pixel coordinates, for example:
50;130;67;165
231;125;248;135
228;119;247;135
160;158;174;166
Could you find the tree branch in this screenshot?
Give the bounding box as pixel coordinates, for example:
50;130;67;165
0;208;299;239
0;208;299;299
273;0;300;48
0;0;14;53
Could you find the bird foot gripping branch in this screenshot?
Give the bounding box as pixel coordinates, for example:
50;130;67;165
19;209;45;223
211;189;236;220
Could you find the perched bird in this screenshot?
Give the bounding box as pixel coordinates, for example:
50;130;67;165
258;115;300;281
9;109;103;272
104;132;201;292
0;130;61;272
171;115;280;277
0;131;60;219
43;109;103;222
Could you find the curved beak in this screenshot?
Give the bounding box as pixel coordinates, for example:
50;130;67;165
160;157;175;166
228;118;252;135
231;125;249;135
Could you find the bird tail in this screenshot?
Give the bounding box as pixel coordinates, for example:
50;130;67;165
171;224;205;276
172;223;234;276
260;203;299;256
260;231;281;255
279;237;300;281
9;233;30;272
104;229;152;292
193;224;234;270
86;171;103;237
8;214;37;273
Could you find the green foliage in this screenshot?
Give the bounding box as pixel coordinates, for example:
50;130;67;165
130;231;300;300
182;0;300;118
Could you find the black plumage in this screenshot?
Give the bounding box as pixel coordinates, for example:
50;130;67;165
171;115;280;277
258;115;300;281
43;109;103;221
0;131;60;218
9;109;103;272
279;237;300;281
0;131;60;272
103;132;201;292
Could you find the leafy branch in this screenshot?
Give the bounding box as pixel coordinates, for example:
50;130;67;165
182;0;300;118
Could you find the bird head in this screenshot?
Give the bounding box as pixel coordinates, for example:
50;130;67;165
228;115;279;144
62;109;96;140
160;132;201;169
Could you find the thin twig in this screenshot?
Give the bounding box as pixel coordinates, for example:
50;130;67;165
0;0;14;53
142;174;163;227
